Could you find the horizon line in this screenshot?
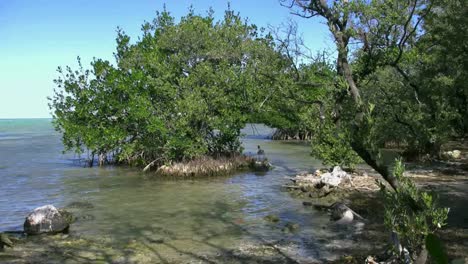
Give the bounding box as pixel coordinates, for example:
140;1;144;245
0;117;52;120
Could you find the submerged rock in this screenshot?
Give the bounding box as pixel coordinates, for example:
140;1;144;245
23;205;71;235
65;201;94;209
0;233;13;248
59;209;75;224
282;222;300;233
264;214;280;223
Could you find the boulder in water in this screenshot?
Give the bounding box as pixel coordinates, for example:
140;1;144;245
24;205;71;235
251;160;271;171
330;202;354;224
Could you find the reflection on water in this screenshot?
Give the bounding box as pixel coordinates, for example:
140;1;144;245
0;120;358;261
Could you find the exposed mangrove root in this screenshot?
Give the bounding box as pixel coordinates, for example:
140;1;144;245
142;158;163;173
270;128;313;141
155;155;270;177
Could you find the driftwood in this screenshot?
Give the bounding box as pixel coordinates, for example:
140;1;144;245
142;158;163;172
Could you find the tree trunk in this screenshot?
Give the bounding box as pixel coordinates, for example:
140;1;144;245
332;24;399;190
350;137;399;190
88;152;95;167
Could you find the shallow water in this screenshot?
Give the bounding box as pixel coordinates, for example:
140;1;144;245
0;119;358;262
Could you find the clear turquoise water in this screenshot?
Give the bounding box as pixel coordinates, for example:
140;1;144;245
0;119;353;262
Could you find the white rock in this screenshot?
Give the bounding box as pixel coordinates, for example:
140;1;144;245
320;172;341;187
452;150;462;159
443;150;462;160
27;205;59;224
332;166;347;178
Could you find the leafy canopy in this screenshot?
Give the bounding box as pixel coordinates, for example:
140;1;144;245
49;8;281;167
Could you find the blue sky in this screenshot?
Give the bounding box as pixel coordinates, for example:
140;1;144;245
0;0;332;118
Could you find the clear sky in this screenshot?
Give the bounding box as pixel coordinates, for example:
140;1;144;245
0;0;332;118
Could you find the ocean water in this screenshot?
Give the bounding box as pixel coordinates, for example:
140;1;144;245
0;119;358;262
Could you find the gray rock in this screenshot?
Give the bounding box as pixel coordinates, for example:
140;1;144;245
251;160;271;171
330;202;354;223
24;205;70;235
329;202;365;224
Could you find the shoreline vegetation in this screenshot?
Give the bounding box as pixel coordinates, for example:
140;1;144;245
285;160;468;263
42;0;468;263
48;9;278;171
270;128;313;141
73;153;272;177
155;155;271;177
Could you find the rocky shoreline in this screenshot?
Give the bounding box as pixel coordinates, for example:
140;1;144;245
282;166;393;263
2;162;467;263
284;166;382;206
283;162;468;263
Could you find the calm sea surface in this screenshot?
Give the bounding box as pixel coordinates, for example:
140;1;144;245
0;119;357;261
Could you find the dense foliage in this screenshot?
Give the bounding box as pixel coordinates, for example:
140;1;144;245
50;1;467;173
278;0;459;259
49;9;281;167
276;0;467;174
254;57;336;140
50;1;467;172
